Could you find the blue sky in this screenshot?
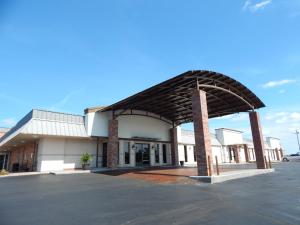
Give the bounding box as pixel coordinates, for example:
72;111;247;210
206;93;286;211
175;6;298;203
0;0;299;153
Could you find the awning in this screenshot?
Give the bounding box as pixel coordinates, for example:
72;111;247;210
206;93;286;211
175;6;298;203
101;70;265;125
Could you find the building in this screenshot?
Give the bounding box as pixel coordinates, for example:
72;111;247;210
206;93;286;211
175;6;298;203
0;71;284;175
178;128;283;166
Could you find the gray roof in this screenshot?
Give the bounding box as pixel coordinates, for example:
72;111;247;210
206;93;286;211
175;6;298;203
0;109;88;147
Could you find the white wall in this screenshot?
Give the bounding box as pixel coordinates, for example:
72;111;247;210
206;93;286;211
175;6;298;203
85;111;172;142
216;129;243;145
85;111;110;137
266;137;281;149
178;144;223;165
118;115;172;142
37;137;97;172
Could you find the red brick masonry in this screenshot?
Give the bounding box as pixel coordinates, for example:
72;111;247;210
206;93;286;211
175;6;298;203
192;89;214;176
249;111;267;169
107;119;119;168
170;127;179;166
244;144;250;162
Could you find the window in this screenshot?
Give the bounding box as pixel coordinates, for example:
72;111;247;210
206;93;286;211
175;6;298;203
155;144;160;163
162;144;167;163
124;142;130;165
184;145;188;162
193;146;196;162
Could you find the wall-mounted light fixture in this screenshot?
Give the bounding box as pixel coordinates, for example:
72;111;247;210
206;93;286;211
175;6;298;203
131;144;136;150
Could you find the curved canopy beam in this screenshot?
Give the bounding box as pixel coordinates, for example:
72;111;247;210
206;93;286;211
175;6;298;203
101;70;265;125
197;84;255;110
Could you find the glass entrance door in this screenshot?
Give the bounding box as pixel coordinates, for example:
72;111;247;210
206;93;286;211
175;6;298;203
102;143;107;167
135;143;150;167
0;154;8;170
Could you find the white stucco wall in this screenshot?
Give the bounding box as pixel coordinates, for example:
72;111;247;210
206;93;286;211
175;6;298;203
216;129;243;145
118;115;172;142
85;111;110;137
266;137;281;149
178;144;223;165
37;137;97;172
85;111;172;142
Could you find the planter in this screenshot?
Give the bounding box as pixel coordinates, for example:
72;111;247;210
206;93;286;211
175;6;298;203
82;164;90;170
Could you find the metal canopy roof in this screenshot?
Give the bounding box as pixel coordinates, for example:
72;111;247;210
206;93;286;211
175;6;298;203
101;70;265;125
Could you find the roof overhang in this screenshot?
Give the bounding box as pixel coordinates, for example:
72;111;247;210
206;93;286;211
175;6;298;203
101;70;265;125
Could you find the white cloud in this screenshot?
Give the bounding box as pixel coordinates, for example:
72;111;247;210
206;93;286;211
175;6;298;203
279;89;286;94
262;79;296;88
242;0;252;11
243;0;272;12
1;118;17;127
49;87;85;111
213;113;248;121
265;111;300;124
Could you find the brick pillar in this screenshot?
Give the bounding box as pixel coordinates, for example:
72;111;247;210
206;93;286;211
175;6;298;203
233;146;240;163
244;144;250;162
249;111;267;169
170;127;179;166
280;148;283;158
192;89;214;176
107;119;119;168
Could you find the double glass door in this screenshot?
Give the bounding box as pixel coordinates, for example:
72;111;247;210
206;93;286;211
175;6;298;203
135;143;150;167
0;154;8;170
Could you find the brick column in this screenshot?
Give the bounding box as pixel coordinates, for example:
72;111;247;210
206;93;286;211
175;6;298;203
192;89;214;176
244;144;250;162
170;127;179;166
233;146;240;163
249;111;267;169
280;148;283;159
107;119;119;168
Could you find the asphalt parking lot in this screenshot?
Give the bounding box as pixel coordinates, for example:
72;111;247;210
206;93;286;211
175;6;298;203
0;162;299;225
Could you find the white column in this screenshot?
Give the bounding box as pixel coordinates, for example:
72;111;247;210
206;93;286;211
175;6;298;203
118;140;124;167
150;142;155;166
130;141;135;167
159;143;163;165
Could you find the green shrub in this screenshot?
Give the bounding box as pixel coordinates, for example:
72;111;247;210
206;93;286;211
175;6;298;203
0;169;9;176
80;153;92;165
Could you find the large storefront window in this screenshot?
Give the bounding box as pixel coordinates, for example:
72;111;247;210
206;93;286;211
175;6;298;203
124;142;130;165
162;144;167;163
155;144;160;163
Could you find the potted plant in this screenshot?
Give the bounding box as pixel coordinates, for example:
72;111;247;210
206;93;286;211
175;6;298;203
81;153;92;170
0;169;9;176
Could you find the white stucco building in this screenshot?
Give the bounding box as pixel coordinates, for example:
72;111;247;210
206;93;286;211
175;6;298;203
0;109;283;172
0;71;284;174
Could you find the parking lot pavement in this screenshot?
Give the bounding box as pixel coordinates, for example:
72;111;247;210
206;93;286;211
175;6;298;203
0;162;299;225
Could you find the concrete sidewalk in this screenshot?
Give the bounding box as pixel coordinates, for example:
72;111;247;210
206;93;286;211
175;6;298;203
0;168;111;178
190;168;275;183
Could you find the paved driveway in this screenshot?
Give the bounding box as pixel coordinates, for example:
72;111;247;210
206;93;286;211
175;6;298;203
0;163;299;225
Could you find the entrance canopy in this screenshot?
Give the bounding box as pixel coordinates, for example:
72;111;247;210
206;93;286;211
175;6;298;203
102;70;265;125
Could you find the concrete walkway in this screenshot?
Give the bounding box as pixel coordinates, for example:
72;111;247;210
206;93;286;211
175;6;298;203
0;168;111;178
190;168;274;183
